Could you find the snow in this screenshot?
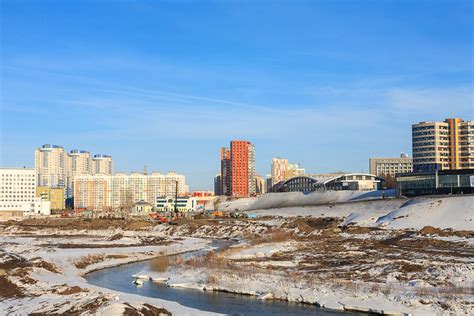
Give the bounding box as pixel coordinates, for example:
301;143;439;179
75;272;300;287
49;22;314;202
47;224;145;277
227;242;295;259
218;190;396;212
225;193;473;231
376;196;474;230
0;230;222;315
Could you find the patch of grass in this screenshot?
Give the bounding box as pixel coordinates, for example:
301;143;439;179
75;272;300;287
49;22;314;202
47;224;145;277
106;254;129;260
250;229;293;245
57;285;88;295
30;257;60;273
74;255;105;269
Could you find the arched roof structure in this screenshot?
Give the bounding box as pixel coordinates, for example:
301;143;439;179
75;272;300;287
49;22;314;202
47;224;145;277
279;173;385;192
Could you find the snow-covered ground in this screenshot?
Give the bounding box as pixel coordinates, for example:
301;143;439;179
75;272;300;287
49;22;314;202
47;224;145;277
1;194;472;315
0;227;220;315
230;193;474;230
164;234;474;315
376;196;474;230
217;190;396;212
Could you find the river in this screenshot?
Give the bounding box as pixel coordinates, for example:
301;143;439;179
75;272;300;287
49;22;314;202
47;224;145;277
86;240;363;315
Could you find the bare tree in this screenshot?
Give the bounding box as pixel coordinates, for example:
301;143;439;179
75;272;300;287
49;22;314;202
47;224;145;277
382;173;397;189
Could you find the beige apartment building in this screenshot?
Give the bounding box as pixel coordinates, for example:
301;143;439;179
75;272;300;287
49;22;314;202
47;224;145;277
92;154;113;175
284;163;305;179
35;145;113;201
369;154;413;176
74;172;188;211
271;158;305;185
66;150;92;198
412;118;473;172
35;144;67;188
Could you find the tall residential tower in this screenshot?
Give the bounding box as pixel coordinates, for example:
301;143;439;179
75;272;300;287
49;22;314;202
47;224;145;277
67;149;92;198
412;118;473;172
219;140;256;197
35;144;67;188
92;154;113;175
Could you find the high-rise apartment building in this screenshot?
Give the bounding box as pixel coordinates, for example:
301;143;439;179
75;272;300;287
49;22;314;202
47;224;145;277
218;140;256;197
271;158;288;184
0;168;50;215
92;154;113;175
284;163;305;180
220;147;231;196
35;144;67;188
214;173;222;195
66;150;92;198
34;145;113;201
271;158;305;185
369;153;413;176
74;172;188;211
255;174;266;195
412;118;473;172
264;174;272;193
230;140;255;197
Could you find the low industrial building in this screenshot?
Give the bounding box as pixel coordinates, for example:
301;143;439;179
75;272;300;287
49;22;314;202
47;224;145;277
396;169;474;197
277;173;384;193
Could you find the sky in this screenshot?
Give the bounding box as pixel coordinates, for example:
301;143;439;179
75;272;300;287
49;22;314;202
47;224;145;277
1;0;473;190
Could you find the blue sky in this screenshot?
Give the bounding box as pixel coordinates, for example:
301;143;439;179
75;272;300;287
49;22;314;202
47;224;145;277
1;0;472;190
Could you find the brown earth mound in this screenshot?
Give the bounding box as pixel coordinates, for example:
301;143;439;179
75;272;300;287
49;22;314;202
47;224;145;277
57;285;87;295
5;218;155;231
0;275;25;298
124;303;171;316
284;217;340;231
419;226;474;238
0;252;30;270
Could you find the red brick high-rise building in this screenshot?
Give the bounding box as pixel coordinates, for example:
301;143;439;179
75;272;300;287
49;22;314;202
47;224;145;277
220;140;256;197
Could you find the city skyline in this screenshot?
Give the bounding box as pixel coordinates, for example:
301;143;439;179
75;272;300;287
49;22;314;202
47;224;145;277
1;1;472;191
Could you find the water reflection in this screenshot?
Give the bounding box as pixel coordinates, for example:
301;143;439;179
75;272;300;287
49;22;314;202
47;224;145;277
149;256;169;272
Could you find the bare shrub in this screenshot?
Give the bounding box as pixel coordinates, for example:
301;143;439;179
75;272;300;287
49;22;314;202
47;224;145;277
30;257;60;273
250;229;293;245
106;254;128;260
74;255;105;269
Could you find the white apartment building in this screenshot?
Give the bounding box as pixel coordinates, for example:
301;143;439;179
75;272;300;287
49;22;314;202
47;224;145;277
369;154;413;176
74;172;188;211
35;144;67;188
92;154;113;175
0;168;50;215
